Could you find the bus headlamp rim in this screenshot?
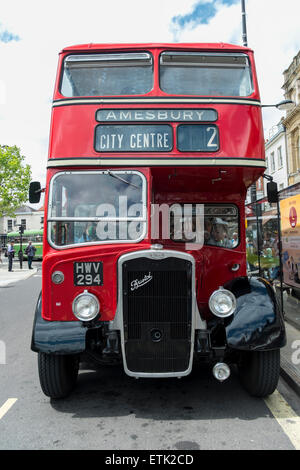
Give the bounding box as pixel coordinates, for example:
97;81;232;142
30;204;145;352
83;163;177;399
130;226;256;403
72;291;100;322
208;288;236;318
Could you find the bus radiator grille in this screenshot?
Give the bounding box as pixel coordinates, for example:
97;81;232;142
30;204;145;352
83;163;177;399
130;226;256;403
122;257;192;374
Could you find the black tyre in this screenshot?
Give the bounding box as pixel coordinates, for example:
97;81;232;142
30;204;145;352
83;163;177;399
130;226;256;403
239;349;280;398
38;352;79;399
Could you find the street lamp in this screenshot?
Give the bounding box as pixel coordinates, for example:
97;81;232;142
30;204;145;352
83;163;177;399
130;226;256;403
261;99;295;111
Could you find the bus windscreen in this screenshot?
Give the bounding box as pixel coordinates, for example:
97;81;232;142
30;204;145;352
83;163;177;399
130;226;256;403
48;171;147;246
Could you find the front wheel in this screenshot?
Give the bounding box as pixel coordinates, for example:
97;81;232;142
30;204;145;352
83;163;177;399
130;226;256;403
238;349;280;398
38;352;79;399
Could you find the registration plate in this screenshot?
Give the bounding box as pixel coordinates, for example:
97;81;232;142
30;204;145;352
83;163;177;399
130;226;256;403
73;262;103;286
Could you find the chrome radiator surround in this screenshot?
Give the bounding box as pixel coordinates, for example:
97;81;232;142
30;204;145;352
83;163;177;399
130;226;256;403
113;249;198;378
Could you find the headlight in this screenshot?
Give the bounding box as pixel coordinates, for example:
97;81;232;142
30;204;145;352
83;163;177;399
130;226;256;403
72;291;100;321
209;288;236;318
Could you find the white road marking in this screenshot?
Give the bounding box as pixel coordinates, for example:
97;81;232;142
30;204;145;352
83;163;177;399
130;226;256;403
0;398;18;420
264;390;300;450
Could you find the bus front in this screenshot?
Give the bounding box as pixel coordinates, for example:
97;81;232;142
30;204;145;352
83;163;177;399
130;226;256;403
30;43;285;399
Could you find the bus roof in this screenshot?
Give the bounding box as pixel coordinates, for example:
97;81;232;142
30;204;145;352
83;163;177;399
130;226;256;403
61;43;253;54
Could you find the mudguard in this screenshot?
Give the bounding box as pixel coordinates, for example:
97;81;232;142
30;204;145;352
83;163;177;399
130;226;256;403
31;292;87;354
224;277;286;351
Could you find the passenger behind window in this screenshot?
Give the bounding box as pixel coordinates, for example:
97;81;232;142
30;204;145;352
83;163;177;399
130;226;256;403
207;218;232;248
204;218;213;244
231;232;238;248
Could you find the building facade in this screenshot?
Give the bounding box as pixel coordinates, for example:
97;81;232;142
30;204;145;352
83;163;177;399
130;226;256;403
282;49;300;185
245;122;289;204
0;205;44;241
264;122;289;193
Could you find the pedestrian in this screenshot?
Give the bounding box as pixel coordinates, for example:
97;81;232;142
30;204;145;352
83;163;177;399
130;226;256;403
7;241;15;272
25;241;36;269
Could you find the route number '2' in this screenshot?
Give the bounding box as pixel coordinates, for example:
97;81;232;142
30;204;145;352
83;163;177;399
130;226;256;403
207;127;218;148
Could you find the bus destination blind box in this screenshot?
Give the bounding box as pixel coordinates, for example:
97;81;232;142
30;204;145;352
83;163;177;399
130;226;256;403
94;124;219;152
95;125;173;152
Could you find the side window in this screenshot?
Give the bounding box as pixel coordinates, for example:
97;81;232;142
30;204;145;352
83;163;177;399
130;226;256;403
170;204;239;248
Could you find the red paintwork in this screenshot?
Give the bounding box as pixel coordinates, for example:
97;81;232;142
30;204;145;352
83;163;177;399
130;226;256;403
49;103;264;161
42;44;265;322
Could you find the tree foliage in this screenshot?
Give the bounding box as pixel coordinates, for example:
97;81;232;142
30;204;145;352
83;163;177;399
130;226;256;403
0;145;32;218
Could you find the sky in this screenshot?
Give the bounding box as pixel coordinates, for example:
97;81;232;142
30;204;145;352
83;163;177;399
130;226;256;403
0;0;300;187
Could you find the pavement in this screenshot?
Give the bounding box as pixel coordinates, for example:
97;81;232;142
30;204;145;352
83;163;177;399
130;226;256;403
0;258;38;287
279;289;300;397
0;257;299;395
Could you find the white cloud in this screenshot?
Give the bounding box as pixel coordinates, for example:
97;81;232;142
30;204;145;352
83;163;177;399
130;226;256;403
0;0;299;185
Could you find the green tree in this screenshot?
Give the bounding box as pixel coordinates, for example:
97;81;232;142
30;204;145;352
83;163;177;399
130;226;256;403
0;145;32;218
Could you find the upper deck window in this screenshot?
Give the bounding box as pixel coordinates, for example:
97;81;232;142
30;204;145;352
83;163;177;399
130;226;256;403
160;52;253;97
60;52;153;97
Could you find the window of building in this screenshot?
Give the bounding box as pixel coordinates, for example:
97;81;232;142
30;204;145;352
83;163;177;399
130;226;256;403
21;219;26;230
277;146;283;169
256;177;263;191
291;132;300;173
270;152;275;173
7;220;13;232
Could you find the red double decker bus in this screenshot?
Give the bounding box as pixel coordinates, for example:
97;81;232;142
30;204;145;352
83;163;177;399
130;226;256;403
30;43;286;399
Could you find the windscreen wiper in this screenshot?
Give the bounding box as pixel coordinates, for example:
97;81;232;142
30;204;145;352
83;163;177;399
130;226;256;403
107;171;140;189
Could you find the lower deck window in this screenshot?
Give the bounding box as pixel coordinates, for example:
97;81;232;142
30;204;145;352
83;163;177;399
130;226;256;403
49;220;144;246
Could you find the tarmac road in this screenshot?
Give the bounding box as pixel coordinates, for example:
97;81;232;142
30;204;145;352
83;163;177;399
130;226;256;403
0;273;300;451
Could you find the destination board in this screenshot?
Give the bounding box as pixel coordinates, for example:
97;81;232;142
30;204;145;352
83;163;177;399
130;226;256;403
96;108;217;122
95;125;173;152
177;125;219;152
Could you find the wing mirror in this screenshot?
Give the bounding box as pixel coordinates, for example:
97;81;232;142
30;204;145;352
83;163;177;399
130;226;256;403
266;181;278;203
29;181;42;203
